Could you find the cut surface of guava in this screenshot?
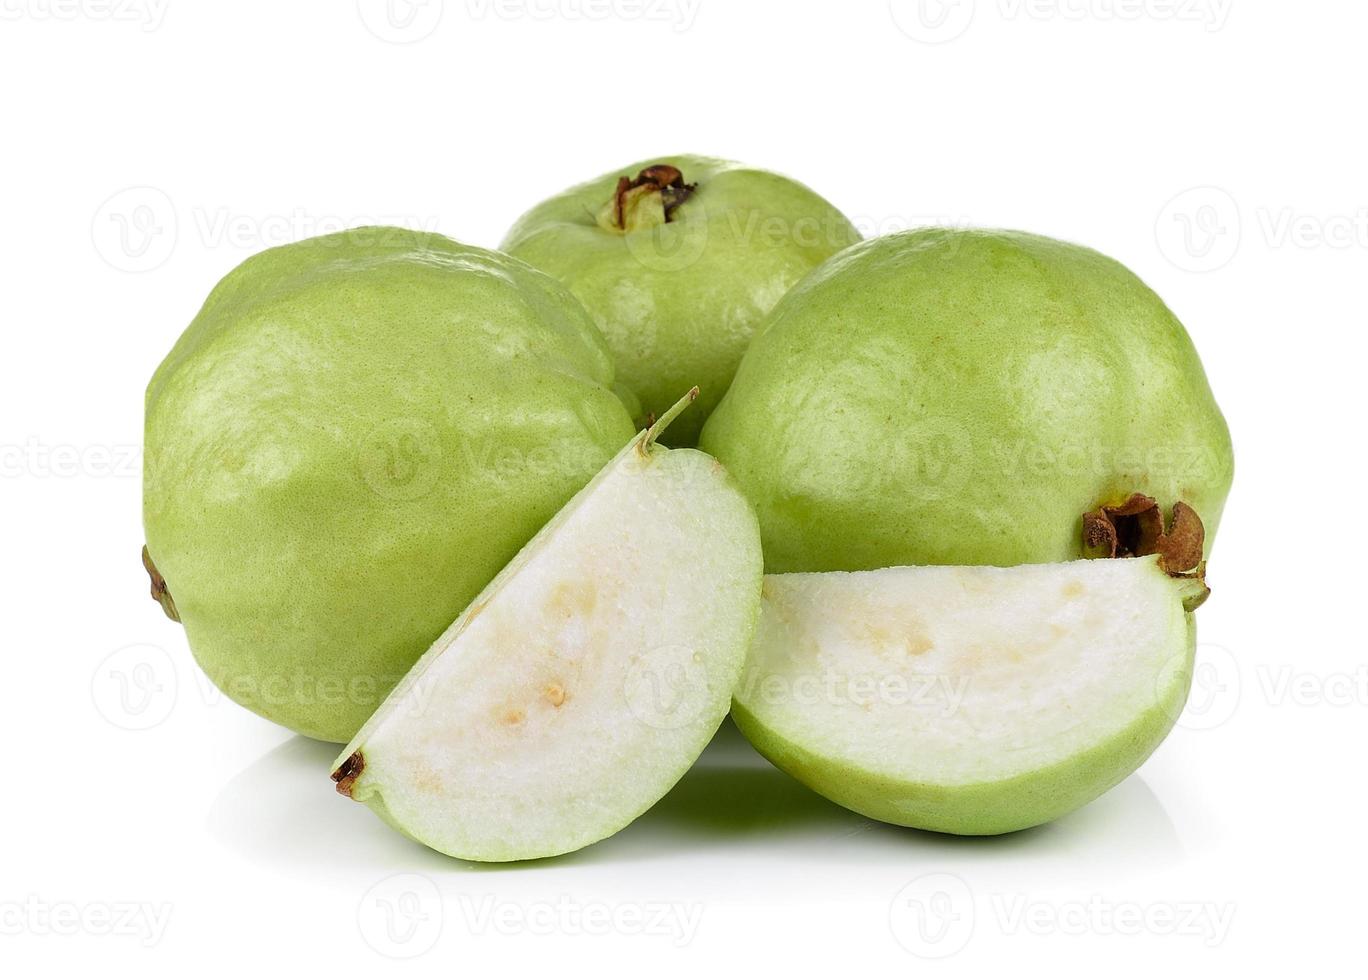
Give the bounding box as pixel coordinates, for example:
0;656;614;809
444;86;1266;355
732;556;1200;835
333;400;762;862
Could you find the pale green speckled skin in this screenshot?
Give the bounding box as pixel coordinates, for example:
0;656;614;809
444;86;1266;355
700;228;1234;571
144;228;636;742
733;615;1195;836
502;155;859;446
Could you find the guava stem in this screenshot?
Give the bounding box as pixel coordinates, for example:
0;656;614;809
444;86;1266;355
1082;494;1208;584
331;751;365;798
142;546;181;622
640;387;699;453
598;164;697;233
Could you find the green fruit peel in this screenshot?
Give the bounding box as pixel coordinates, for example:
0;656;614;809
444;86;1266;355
503;155;859;445
143;228;636;742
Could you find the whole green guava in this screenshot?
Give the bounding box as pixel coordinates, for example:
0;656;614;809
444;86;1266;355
143;228;636;742
501;155;859;445
699;228;1234;571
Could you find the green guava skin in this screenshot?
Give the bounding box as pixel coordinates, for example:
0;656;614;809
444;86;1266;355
143;228;636;742
501;155;859;446
700;228;1235;571
731;618;1192;835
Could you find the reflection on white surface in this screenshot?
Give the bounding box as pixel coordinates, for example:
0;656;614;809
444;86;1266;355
208;716;1184;900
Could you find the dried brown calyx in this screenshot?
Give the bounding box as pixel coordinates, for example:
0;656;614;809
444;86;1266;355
598;164;697;233
142;546;180;622
331;751;365;797
1083;494;1210;608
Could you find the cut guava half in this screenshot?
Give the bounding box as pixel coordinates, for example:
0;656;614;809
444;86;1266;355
332;392;762;862
731;556;1205;835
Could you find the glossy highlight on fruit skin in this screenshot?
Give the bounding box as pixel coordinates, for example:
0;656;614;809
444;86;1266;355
502;154;860;445
732;555;1204;835
143;227;636;742
333;392;764;862
700;228;1235;572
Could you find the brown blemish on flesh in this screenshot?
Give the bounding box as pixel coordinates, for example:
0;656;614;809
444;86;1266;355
544;684;567;708
549;579;597;619
1062;580;1086;599
331;751;365;798
905;633;934;657
142;546;180;622
502;708;526;725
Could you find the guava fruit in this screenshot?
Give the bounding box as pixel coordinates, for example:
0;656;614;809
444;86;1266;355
731;506;1210;835
143;228;637;743
501;155;859;445
699;228;1234;571
332;392;763;862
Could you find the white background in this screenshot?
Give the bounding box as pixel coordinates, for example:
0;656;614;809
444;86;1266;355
2;0;1364;974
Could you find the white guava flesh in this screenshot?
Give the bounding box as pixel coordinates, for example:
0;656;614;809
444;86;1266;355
333;397;762;861
731;556;1203;835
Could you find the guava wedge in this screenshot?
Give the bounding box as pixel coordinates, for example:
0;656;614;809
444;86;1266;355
732;552;1207;836
502;155;859;445
331;392;763;862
